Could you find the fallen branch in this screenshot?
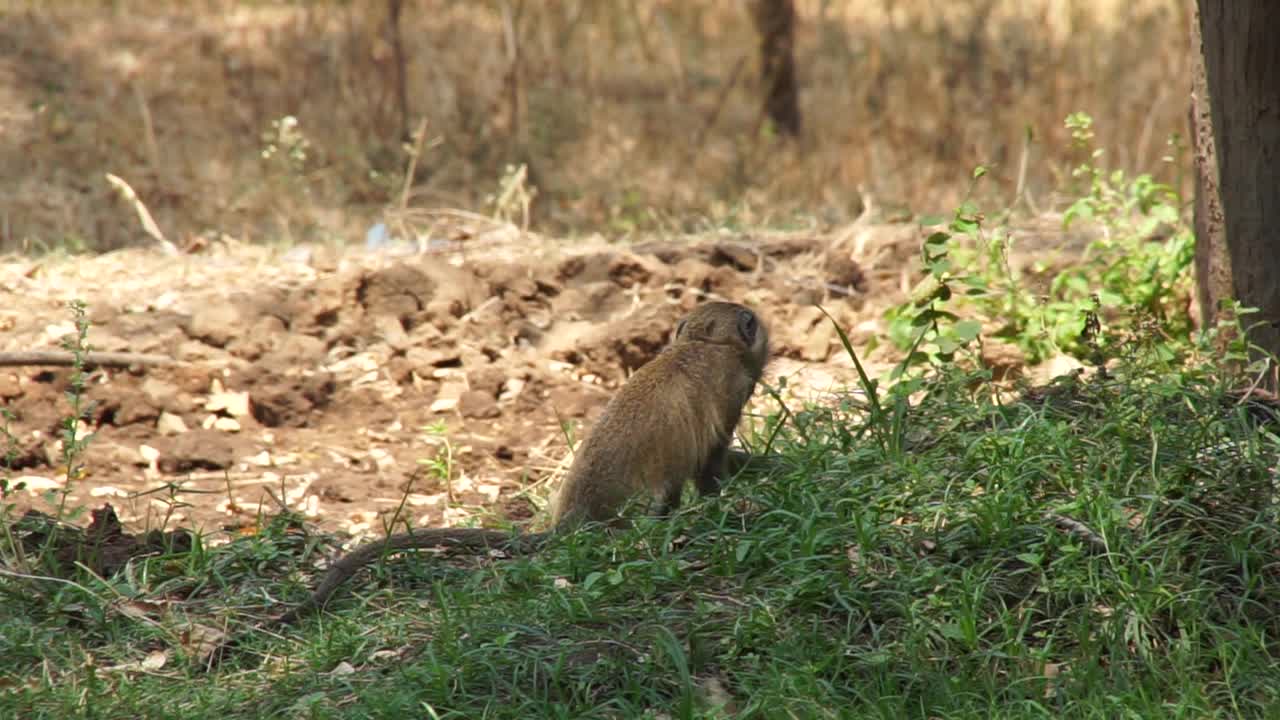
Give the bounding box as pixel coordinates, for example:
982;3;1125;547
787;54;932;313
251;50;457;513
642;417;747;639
1045;512;1108;554
0;351;183;369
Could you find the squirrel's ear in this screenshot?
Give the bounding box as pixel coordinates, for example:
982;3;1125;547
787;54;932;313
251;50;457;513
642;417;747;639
736;309;758;344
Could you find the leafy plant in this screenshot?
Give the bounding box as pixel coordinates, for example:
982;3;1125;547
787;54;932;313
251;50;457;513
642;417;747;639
887;113;1195;368
54;300;96;521
883;167;988;376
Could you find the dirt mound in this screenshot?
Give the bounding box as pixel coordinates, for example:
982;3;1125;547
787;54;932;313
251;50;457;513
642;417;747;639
0;225;920;542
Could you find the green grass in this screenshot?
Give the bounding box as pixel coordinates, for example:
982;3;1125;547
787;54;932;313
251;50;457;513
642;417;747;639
4;358;1280;719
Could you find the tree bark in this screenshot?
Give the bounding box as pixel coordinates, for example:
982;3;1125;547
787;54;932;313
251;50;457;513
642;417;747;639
1197;1;1280;381
1187;1;1231;335
748;0;801;137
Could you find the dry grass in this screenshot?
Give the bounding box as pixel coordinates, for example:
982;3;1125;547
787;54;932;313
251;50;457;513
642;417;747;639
0;0;1189;252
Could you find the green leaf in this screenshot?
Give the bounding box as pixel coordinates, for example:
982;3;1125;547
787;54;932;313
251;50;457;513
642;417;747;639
954;320;983;342
927;258;952;276
911;309;938;327
925;231;951;247
951;219;979;236
1016;552;1043;567
1096;290;1124;307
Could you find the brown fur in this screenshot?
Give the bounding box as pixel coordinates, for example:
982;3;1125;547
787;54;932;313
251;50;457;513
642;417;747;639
206;301;768;664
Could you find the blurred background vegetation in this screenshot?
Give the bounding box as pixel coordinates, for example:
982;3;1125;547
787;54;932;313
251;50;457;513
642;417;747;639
1;0;1188;252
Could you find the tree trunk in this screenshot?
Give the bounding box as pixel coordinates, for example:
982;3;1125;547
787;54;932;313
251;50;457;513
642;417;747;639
1187;1;1231;336
1197;1;1280;382
748;0;801;137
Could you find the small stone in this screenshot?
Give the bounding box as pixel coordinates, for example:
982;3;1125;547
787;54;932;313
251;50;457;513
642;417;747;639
372;314;411;351
711;243;759;271
268;333;327;365
429;396;459;413
245;450;272;467
800;322;834;362
153;429;247;473
140;378;181;412
825;253;867;292
981;340;1026;381
213;417;241;432
458;390;500;419
185;304;244;348
113;395;159;427
791;287;822;307
0;373;21;400
547;387;593;418
206;389;251;417
156;412;188;435
405;346;461;371
499;377;526;402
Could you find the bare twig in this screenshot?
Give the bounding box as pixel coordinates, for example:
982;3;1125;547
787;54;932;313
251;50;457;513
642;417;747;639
399;117;430;215
104;173;180;256
131;82;162;180
693;55;748;150
0;351;182;369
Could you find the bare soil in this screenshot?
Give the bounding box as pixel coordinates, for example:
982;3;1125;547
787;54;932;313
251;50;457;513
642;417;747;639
1;221;928;546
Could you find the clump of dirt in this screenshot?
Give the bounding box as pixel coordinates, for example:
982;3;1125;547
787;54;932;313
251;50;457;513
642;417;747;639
0;224;927;544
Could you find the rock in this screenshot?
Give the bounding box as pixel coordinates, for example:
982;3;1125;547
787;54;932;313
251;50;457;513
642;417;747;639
1044;353;1084;380
467;367;507;397
206;389;251;417
113;394;159;427
358;264;436;321
981;340;1026;381
156;412;188;435
372;314;411;351
152;429;249;473
0;373;20;400
227;314;286;359
185;303;244;348
176;340;223;362
790;305;825;329
429;396;459;413
499;377;526;402
249;374;335;428
504;276;539;300
267;333;327;366
826;253;868;292
547;386;595;418
429;379;468;414
138;444;160;465
458;390;500;419
405;345;461;371
140;377;181;413
800;321;834;362
711;243;759;271
791;287;822;306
